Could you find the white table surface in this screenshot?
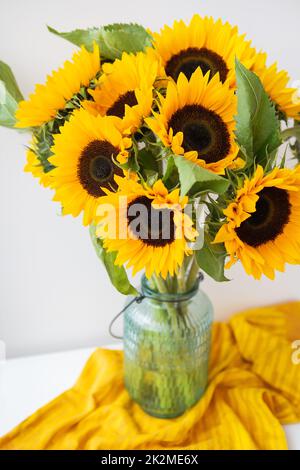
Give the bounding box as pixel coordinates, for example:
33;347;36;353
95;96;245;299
1;346;300;450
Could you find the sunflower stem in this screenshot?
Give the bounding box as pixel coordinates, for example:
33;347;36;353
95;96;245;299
151;273;169;294
144;270;200;414
186;255;200;291
177;263;186;293
151;274;181;327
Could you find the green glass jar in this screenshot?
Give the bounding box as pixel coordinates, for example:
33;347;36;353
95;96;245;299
124;274;213;419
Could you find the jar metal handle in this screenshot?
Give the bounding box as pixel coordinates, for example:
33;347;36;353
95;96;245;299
109;295;145;340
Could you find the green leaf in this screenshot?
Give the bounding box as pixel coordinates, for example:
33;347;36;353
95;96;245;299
0;61;23;128
0;61;23;102
235;58;281;164
100;24;152;59
195;232;229;282
137;148;159;172
174;156;230;196
89;225;137;296
33;124;55;173
137;147;159;184
47;25;102;52
47;23;152;60
162;156;179;189
281;126;300;141
0;83;18;128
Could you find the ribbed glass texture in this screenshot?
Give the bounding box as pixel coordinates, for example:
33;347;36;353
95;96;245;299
124;275;213;418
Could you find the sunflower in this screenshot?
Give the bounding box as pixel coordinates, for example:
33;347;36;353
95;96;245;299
152;15;256;87
214;165;300;279
24;147;53;188
15;44;100;128
49;109;132;226
146;67;239;174
83;49;161;135
96;178;197;279
252;52;300;120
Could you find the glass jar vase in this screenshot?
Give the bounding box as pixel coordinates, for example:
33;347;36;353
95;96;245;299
124;274;213;419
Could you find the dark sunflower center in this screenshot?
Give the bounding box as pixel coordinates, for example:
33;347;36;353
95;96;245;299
89;155;113;182
168;104;231;163
77;140;123;198
106;90;138;118
165;47;229;82
127;196;175;247
236;187;291;247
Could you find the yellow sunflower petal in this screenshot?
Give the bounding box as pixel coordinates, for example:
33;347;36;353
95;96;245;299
146;66;238;175
216;166;300;279
49;109;131;226
252;52;300;120
16;44;100;128
85;49;161;134
152;14;256;88
95;177;197;278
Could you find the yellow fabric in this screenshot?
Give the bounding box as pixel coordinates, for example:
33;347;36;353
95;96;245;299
1;302;300;450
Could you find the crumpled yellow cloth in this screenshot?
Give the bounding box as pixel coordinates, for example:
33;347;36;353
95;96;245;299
1;302;300;450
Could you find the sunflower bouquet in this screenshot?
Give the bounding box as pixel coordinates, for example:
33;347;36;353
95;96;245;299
1;15;300;417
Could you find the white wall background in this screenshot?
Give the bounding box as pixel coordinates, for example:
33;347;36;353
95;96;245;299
0;0;299;358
